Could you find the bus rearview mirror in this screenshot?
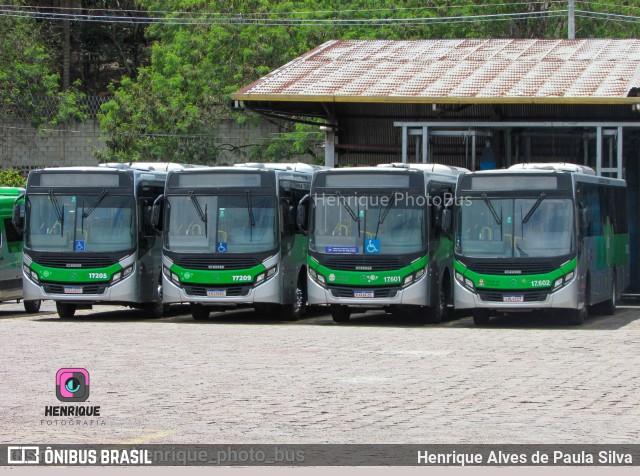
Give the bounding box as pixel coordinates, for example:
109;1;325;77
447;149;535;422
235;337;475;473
296;194;310;234
12;196;25;237
151;194;164;234
441;208;452;233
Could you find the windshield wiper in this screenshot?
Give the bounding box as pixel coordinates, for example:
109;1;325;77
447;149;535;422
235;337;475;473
245;190;255;241
188;191;208;238
522;192;546;224
82;189;108;219
375;192;396;239
48;190;64;236
336;191;360;237
482;194;502;240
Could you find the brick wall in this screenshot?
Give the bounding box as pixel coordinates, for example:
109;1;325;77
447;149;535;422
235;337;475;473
0;118;305;174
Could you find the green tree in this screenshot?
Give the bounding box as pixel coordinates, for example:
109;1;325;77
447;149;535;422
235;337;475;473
98;0;640;164
0;169;27;188
0;0;86;127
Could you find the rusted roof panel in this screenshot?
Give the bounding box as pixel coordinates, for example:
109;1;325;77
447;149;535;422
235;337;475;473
234;39;640;103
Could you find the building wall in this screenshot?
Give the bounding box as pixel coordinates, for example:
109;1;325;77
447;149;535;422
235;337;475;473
0;118;287;174
0;119;103;174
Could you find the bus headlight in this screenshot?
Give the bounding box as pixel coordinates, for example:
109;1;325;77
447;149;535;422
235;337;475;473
23;264;39;284
255;265;277;285
401;267;427;288
111;265;134;284
552;270;575;291
455;272;474;291
163;265;181;285
309;268;326;286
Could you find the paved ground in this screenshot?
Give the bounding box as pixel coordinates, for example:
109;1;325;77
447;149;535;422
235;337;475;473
1;300;639;445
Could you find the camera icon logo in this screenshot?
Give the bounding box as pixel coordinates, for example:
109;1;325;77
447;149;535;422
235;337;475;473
56;368;90;402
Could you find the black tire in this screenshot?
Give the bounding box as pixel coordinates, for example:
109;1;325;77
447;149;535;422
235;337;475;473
331;305;351;323
143;284;166;319
191;303;210;321
428;278;451;324
24;300;41;313
279;279;306;321
568;280;589;325
56;302;76;319
602;274;616;316
472;309;491;326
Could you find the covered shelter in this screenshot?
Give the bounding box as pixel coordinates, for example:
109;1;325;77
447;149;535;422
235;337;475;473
232;38;640;290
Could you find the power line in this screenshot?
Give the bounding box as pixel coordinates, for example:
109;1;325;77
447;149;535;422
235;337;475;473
0;8;570;26
0;2;568;17
576;1;640;12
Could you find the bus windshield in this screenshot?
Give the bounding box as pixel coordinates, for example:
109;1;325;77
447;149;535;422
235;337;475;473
165;194;277;254
310;193;426;255
457;197;574;258
26;193;135;252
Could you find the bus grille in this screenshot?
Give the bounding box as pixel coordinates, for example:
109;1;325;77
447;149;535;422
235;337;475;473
42;283;108;294
174;256;260;270
329;286;399;298
35;256;116;268
467;262;556;275
183;285;250;297
322;256;406;271
478;290;550;302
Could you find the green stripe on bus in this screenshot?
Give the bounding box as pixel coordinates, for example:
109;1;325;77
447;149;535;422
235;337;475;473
454;257;577;290
30;262;123;282
170;263;267;285
308;255;428;287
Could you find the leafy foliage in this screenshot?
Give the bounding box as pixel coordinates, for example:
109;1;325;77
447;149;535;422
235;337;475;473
0;169;27;188
0;1;86;127
92;0;640;163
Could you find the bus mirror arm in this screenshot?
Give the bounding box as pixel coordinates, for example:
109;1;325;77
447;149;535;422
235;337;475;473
12;193;25;237
297;194;310;234
151;194;164;235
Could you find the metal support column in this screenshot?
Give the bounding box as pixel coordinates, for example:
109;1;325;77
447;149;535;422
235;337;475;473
596;126;602;175
618;126;624;178
422;126;429;163
401;126;408;163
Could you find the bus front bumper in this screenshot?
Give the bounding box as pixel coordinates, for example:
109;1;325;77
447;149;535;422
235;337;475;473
307;273;429;307
22;271;137;303
162;273;282;305
453;278;578;311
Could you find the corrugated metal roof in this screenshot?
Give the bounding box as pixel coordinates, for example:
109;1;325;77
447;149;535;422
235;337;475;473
233;39;640;104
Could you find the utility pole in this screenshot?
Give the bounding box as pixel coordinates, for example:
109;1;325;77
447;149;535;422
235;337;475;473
568;0;575;39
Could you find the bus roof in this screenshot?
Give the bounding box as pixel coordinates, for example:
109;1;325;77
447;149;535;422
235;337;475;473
507;163;596;175
234;162;323;173
377;163;470;175
98;162;197;172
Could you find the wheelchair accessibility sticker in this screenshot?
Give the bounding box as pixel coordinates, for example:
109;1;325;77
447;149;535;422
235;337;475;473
365;239;380;254
74;240;85;251
217;242;228;253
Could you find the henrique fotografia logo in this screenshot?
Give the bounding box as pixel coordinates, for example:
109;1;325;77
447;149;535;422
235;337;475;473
56;368;90;402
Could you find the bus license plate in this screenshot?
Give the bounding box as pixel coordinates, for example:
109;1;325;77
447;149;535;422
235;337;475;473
64;287;83;294
354;290;374;298
503;295;524;303
207;289;226;297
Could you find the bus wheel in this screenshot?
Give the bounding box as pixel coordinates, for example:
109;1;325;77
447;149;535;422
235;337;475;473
429;279;451;324
24;300;41;313
143;299;164;319
602;274;617;316
280;280;306;321
191;304;210;321
472;309;491;326
56;302;76;319
331;305;351;323
568;280;589;325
